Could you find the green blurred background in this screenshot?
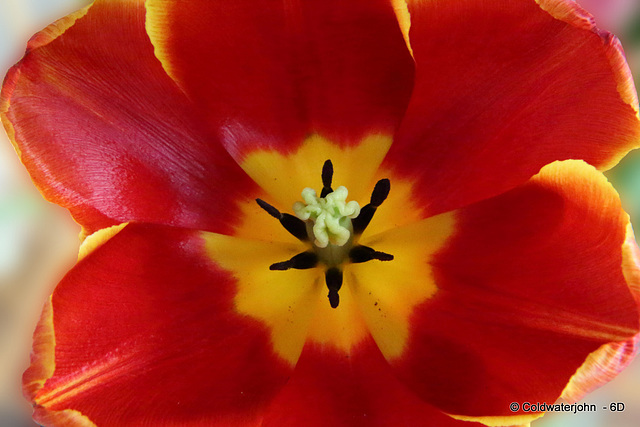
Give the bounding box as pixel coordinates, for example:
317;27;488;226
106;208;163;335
0;0;638;426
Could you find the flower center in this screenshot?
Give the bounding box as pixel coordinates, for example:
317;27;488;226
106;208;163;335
293;186;360;249
256;160;393;308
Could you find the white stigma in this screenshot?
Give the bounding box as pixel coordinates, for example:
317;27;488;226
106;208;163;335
293;186;360;248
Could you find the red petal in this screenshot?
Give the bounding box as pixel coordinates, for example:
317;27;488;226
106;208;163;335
386;161;640;417
145;0;414;159
383;0;640;216
1;0;256;236
261;338;484;427
560;224;640;402
25;224;292;426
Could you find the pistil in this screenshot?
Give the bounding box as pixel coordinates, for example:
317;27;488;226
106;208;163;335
293;186;360;248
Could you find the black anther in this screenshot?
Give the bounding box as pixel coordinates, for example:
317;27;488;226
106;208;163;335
256;198;282;219
256;199;309;242
270;251;318;271
349;245;394;263
325;267;343;308
352;205;375;235
328;289;340;309
352;179;390;235
370;179;390;207
320;159;334;198
280;214;309;241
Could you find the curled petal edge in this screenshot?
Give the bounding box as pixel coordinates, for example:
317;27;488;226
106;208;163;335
21;297;96;426
77;223;128;261
534;0;639;117
26;3;92;52
390;0;412;58
390;0;640;173
448;413;542;427
560;223;640;402
33;408;95;427
23;224;130;425
1;4;91;152
23;297;55;402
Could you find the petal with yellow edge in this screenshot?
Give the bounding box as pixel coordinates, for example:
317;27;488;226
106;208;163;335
381;160;639;417
560;224;640;403
144;0;414;162
26;224;293;426
1;0;257;236
385;0;640;217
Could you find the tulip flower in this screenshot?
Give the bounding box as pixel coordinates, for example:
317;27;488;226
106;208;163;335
2;0;640;426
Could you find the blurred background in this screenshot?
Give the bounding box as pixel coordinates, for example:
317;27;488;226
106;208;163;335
0;0;639;426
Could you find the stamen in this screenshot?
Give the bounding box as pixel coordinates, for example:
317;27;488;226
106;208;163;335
325;267;343;308
320;159;334;198
370;179;390;207
256;198;308;241
262;161;395;309
256;198;281;219
349;245;394;263
280;213;309;241
352;179;390;235
270;251;318;271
